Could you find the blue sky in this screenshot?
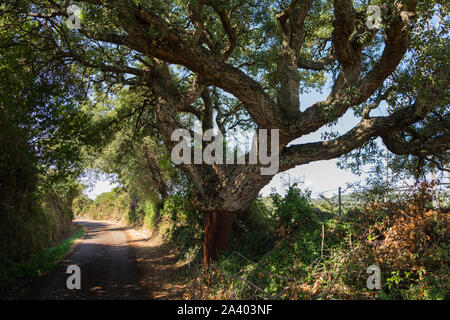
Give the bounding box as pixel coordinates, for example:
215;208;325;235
260;89;384;198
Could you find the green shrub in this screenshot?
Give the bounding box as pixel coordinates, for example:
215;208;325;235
231;198;276;260
81;187;130;222
0;228;85;294
158;194;203;262
72;194;93;217
270;184;318;236
186;182;449;300
142;200;160;230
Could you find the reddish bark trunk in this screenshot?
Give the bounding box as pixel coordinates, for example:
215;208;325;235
203;211;235;268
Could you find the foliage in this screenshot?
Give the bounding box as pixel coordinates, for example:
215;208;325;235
72;194;94;217
141;200;161;230
270;184;317;237
0;184;80;268
185;182;449;300
0;227;85;297
75;187;130;223
0;10;92;267
359;181;449;299
157;194;203;261
231;198;276;260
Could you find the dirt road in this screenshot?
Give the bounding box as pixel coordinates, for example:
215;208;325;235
23;220;150;299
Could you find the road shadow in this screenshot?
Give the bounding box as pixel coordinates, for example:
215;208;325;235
17;221;146;300
15;220;189;300
129;241;188;300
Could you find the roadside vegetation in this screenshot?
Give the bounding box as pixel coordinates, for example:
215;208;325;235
0;227;85;297
74;179;449;300
0;8;92;294
185;181;449;300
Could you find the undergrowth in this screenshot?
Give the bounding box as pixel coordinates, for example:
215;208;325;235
0;227;85;294
73;181;449;300
185;182;449;300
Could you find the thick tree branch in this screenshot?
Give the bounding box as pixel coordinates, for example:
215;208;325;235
362;87;394;119
355;1;417;104
280;103;426;171
200;1;238;59
297;55;335;71
332;0;357;68
280;63;448;171
381;132;450;157
276;0;313;118
289;1;416;141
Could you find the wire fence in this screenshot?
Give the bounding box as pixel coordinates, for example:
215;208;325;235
311;178;450;215
311;186;350;215
391;180;450;209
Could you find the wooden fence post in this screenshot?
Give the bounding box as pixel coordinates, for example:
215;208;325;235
338;187;342;215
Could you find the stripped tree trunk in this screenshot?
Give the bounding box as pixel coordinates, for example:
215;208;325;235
203;211;236;267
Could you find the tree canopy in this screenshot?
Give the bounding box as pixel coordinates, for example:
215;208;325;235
1;0;448;265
